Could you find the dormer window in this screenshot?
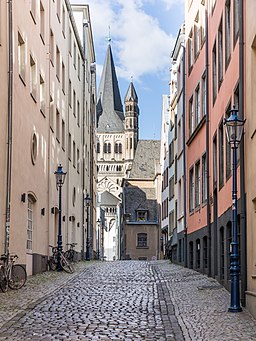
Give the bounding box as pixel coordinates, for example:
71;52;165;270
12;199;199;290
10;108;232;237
137;210;148;221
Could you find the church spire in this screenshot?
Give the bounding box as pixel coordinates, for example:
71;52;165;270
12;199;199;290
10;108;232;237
125;80;138;102
96;44;124;133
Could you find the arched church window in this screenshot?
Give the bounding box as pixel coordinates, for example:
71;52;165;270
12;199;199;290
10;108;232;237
96;142;100;153
103;142;111;154
114;142;122;154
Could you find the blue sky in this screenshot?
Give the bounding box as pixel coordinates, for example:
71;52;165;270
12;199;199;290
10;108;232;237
72;0;184;140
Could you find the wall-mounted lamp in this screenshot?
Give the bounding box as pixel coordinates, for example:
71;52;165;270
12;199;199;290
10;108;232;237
21;193;26;203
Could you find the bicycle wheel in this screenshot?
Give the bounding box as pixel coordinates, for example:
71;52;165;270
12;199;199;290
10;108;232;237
48;257;57;271
8;265;27;290
0;267;7;292
60;256;74;274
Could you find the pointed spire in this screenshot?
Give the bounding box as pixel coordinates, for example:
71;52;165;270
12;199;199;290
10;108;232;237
97;44;124;133
125;81;138;102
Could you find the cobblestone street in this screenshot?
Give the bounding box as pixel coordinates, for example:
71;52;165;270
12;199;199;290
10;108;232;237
0;260;256;340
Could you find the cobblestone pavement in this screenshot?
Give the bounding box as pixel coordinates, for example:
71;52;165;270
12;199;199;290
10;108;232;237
0;260;256;340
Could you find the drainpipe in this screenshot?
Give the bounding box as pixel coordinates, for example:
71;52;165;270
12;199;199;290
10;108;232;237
4;0;13;255
205;6;211;278
182;44;187;267
239;0;246;307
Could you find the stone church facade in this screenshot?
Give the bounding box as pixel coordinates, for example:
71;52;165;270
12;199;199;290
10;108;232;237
96;44;139;260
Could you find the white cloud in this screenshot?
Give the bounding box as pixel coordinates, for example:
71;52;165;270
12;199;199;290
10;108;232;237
76;0;175;82
161;0;185;11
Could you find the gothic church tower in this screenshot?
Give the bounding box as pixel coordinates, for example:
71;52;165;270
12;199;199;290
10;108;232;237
96;44;139;196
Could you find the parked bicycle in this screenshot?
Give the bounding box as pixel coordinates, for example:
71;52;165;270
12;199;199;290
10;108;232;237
0;253;27;292
48;246;74;274
64;243;77;262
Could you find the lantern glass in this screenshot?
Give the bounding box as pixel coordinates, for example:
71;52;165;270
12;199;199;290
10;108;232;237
55;164;66;187
224;108;245;148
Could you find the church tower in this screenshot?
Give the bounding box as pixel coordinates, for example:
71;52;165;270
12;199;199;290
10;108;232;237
124;81;139;164
96;44;139;195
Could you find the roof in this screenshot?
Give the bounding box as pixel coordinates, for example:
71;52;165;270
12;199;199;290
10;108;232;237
100;190;121;206
96;44;124;133
129;140;161;179
125;82;138;102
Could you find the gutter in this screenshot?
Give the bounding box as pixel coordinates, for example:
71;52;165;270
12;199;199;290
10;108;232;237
239;0;246;307
205;5;212;277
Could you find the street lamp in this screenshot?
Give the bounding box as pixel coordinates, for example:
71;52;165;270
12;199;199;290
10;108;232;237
54;164;66;270
224;106;245;313
85;193;91;261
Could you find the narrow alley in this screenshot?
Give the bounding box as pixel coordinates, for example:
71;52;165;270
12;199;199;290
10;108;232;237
0;261;256;341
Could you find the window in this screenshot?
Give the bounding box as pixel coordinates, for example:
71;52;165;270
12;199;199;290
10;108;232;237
68;80;72;107
195;85;200;126
201;73;206;117
103;142;111;154
169;176;174;199
56;46;60;81
219;121;224;188
30;0;37;22
212;41;217;104
77;100;80;126
50;95;54;131
213;135;217;189
218;18;223;88
169;141;174;166
40;1;45;42
30;55;37;100
69;28;72;55
188;29;193;72
31;133;38;165
61;120;65;150
137;211;147;221
202;153;207;204
61;62;65;93
56;109;60;142
73;90;76;117
137;233;147;247
68;133;71;160
62;6;65;37
195;161;200;208
77;149;79;173
194;13;200;59
169;210;175;233
225;102;232;179
57;0;61;22
189;96;194;136
50;30;54;65
73;141;76;167
96;142;100;153
114;143;122;154
40;74;45;115
130;137;132;149
78;55;81;79
27;196;34;250
18;32;26;82
73;42;77;68
189;167;194;212
225;0;231;68
233;0;239;45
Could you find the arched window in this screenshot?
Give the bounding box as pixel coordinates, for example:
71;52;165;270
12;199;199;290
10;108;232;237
96;142;100;153
114;142;122;154
103;142;111;153
27;195;36;251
